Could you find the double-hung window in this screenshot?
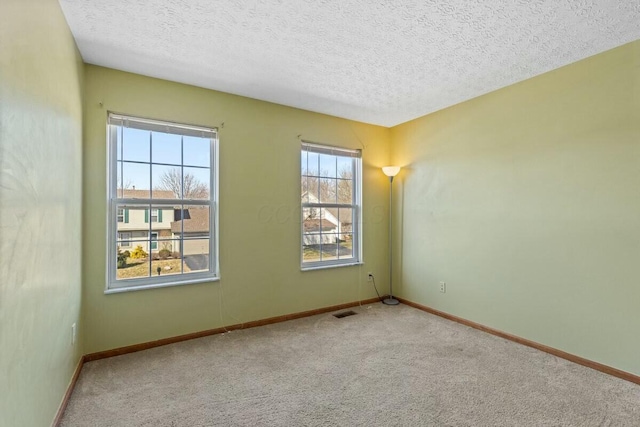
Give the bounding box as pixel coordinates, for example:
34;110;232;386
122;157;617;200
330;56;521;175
301;142;362;269
107;113;218;292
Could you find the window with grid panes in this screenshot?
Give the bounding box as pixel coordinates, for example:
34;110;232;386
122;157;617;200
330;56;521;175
301;142;362;269
107;113;218;292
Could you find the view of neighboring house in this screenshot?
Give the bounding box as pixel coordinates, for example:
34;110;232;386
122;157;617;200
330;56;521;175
116;189;175;253
170;206;210;256
301;192;353;245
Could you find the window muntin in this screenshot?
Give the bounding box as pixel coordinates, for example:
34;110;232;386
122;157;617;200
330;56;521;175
108;113;218;291
301;142;361;268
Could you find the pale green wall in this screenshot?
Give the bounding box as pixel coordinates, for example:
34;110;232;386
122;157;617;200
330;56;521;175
0;0;84;426
83;65;391;354
391;41;640;375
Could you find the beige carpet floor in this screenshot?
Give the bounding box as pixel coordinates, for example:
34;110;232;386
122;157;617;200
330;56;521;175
61;303;640;426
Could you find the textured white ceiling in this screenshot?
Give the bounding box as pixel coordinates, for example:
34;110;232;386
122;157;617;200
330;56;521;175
58;0;640;127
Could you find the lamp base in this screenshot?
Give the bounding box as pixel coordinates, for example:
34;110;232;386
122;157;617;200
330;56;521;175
383;297;399;305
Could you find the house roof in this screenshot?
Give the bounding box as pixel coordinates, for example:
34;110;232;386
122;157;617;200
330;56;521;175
304;219;337;233
302;191;352;226
120;189;175;199
171;207;209;233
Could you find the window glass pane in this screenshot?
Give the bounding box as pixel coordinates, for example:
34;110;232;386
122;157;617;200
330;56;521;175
319;178;337;204
301;176;309;203
320;234;339;261
301;150;308;175
152;131;181;166
319;154;337;178
152;165;180;199
302;242;321;263
337;157;352;178
116;204;147;236
183;167;210;200
117;232;132;248
337;208;354;259
150;232;159;251
307;152;319;176
154;205;171;225
116;161;124;198
121;162;150;199
148;206;169;261
320;207;338;233
116;126;122;162
306;176;320;202
116;245;150;280
182;239;210;273
302;207;322;235
172;204;210;239
122;127;150;162
183;136;210;168
151;239;182;277
337;179;353;204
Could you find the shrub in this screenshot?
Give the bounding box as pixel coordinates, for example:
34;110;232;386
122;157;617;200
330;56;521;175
130;245;148;259
171;251;181;259
117;248;127;268
159;248;171;259
122;250;130;258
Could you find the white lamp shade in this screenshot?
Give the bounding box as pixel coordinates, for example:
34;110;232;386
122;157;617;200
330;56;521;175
382;166;401;177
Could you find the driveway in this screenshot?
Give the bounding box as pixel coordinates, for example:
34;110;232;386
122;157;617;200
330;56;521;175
183;254;208;271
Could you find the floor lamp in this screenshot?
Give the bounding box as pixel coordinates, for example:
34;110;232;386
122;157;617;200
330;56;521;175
382;166;400;305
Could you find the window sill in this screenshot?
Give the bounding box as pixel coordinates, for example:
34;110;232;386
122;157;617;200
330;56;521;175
105;276;219;294
301;262;363;272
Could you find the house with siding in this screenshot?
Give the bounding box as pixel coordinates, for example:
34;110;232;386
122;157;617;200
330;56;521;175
301;191;352;245
116;189;175;253
170;206;210;256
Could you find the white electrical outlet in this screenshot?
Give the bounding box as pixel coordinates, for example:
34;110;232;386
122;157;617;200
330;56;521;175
367;272;373;282
71;323;77;345
439;282;446;293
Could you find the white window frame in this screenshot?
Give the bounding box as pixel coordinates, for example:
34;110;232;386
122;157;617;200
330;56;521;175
301;141;362;270
117;207;124;223
106;113;219;293
150;208;159;223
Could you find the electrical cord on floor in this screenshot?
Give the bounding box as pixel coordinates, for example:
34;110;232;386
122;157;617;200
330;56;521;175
371;275;383;302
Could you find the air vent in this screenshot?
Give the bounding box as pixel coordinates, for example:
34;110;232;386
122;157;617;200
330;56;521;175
333;310;357;319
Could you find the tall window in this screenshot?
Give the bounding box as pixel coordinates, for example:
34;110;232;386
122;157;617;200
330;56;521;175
108;113;218;292
150;208;159;222
301;142;362;269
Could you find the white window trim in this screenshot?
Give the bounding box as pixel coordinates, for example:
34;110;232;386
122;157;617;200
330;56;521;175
300;141;363;270
106;113;220;293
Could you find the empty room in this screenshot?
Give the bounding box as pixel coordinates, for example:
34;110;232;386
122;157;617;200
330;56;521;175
1;0;639;426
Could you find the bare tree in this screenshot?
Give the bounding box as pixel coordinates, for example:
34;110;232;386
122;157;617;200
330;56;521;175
156;167;208;199
117;177;133;197
302;167;353;205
